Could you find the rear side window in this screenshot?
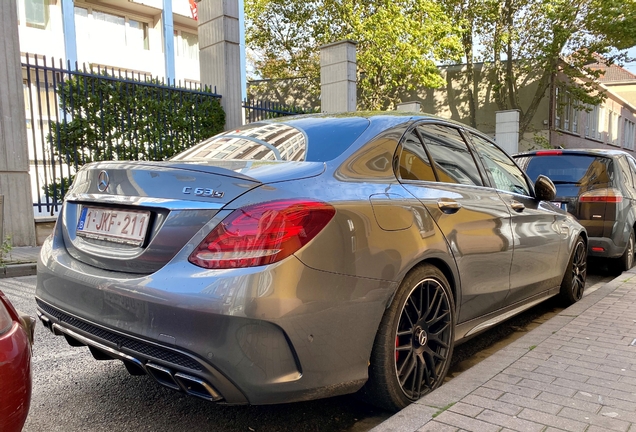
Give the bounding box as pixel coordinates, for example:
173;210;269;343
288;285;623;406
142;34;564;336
398;131;436;181
522;155;614;186
417;124;483;186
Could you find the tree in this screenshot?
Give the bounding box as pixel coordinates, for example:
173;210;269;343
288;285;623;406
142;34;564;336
477;0;636;138
245;0;463;110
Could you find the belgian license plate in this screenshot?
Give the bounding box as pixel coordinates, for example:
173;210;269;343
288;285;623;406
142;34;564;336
77;206;150;246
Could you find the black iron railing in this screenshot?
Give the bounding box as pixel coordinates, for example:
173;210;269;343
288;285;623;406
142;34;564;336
242;99;316;124
22;54;224;216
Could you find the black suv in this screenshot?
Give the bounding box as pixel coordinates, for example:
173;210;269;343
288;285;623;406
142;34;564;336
514;149;636;272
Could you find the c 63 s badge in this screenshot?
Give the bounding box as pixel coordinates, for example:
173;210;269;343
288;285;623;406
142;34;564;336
182;187;224;198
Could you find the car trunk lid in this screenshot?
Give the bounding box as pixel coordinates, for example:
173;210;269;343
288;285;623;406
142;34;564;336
61;160;325;273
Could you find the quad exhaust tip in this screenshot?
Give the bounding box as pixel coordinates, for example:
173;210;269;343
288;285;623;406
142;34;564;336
36;311;223;402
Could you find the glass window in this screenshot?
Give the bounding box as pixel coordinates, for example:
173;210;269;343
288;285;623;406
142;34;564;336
417;124;483;186
470;133;530;196
128;19;149;50
618;156;633;188
628;157;636;187
398;131;436;182
93;11;126;48
25;0;49;29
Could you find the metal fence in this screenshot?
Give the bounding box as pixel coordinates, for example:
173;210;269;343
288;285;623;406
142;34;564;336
242;99;316;123
22;54;223;216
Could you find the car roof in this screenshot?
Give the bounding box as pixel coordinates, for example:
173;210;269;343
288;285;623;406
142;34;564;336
266;111;479;132
514;148;634;159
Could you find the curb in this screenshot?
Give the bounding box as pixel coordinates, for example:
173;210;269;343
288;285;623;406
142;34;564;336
0;263;37;278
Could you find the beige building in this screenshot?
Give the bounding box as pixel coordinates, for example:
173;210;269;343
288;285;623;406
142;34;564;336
409;61;636;154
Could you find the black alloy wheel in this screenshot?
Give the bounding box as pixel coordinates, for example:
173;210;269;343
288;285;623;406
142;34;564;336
363;264;455;411
560;237;587;305
394;277;453;400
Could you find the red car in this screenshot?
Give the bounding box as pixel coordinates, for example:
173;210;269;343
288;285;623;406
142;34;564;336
0;290;35;432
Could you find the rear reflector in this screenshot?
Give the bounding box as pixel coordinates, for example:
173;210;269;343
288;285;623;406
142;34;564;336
535;150;563;155
591;247;605;252
579;188;623;203
189;199;335;269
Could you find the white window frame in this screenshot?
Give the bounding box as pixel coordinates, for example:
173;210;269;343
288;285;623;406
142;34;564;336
73;3;152;51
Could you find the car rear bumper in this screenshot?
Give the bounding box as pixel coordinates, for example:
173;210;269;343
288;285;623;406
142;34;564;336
35;234;397;405
587;236;624;258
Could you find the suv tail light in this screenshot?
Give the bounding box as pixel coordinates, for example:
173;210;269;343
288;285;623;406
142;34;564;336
579;188;623;203
535;150;563;156
189;199;336;269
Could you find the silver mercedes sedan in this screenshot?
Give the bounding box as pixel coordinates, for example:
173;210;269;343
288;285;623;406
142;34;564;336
36;113;586;411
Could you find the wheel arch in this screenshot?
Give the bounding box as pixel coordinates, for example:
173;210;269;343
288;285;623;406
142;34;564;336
387;255;460;316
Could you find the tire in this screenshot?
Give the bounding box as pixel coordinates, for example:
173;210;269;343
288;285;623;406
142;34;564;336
559;236;587;306
361;264;455;412
619;229;635;272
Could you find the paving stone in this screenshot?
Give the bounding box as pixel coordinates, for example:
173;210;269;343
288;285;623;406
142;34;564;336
470;387;504;400
537;391;600;413
416;422;458;432
461;394;521;416
515;378;576;398
498;392;561;415
517;407;587;432
501;367;556;384
476;409;544;432
433;411;501;432
482;381;541;399
448;402;484;418
558;406;630;431
551;378;613;396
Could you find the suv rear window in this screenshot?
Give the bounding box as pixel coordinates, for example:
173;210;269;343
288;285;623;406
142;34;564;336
172;117;370;163
516;154;614;186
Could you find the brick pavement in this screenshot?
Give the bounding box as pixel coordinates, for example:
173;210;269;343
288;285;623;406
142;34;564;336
373;269;636;432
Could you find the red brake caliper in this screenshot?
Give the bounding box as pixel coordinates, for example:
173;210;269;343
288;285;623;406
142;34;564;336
395;336;399;362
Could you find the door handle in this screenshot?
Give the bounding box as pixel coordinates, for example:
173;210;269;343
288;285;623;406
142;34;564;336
510;201;525;212
438;199;462;214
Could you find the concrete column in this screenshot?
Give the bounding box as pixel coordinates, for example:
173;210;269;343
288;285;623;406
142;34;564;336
0;1;37;246
162;0;176;83
198;0;243;130
320;40;357;113
397;101;421;112
61;0;78;66
495;109;520;155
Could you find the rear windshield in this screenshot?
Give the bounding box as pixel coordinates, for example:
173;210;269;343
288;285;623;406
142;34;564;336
171;117;370;163
516;154;614;185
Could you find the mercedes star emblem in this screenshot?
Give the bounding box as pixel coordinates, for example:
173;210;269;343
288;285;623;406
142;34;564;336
97;170;110;192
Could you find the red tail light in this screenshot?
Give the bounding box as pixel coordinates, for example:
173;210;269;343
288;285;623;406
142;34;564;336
189;199;336;269
0;291;16;336
579;188;623;203
535;150;562;156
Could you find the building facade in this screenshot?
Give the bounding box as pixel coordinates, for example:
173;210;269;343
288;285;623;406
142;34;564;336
16;0;200;83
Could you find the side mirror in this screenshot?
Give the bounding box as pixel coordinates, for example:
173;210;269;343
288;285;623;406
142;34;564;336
534;175;556;201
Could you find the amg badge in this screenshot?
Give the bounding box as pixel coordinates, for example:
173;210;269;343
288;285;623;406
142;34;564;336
182;187;224;198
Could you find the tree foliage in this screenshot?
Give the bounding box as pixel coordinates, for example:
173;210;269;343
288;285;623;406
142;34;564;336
247;0;636;140
472;0;636;137
245;0;463;110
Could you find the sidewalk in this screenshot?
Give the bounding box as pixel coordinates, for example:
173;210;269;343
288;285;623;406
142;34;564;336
373;268;636;432
1;246;40;278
